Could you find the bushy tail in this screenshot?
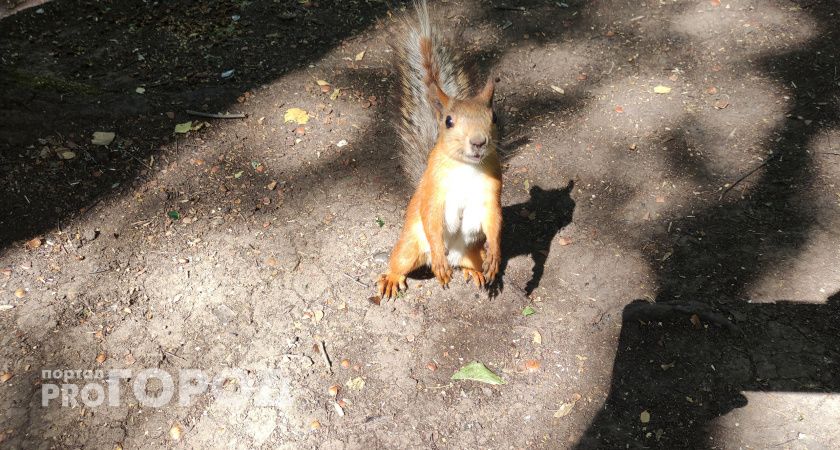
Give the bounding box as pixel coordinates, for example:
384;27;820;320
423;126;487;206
395;0;471;184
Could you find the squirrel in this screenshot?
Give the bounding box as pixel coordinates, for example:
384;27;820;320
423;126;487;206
377;0;502;299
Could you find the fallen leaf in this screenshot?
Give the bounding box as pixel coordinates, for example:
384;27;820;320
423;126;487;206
96;352;107;364
368;296;381;306
25;237;42;250
330;88;341;100
174;122;192;134
525;359;541;372
316;79;330;86
714;99;730;109
91;131;115;146
705;86;718;95
284;108;310;125
310;419;322;431
653;85;672;94
614;105;624;113
640;410;651;424
550;85;565;94
690;314;702;329
558;237;572;246
355;50;366;61
554;402;575;417
169;423;183;441
313;310;324;323
267;181;278;191
328;384;340;396
167;211;181;221
427;362;438;371
135;87;145;94
0;372;12;383
522;305;536;316
345;376;365;391
58;150;77;160
451;361;506;385
333;401;345;416
533;331;542;345
14;288;25;298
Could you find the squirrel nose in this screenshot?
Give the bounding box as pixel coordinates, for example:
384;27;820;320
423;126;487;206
470;135;487;149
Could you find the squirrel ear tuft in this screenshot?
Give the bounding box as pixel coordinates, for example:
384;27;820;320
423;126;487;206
427;81;450;119
477;77;495;106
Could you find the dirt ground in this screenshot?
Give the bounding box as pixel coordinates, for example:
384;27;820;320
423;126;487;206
1;0;839;448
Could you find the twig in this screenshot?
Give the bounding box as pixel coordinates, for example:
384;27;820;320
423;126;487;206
317;340;332;374
342;272;368;287
494;5;526;11
719;153;779;200
186;110;246;119
819;152;840;157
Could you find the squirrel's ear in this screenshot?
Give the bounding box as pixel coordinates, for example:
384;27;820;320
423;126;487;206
477;77;495;106
427;82;450;118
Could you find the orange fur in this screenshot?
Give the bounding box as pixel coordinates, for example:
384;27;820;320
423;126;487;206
377;90;501;299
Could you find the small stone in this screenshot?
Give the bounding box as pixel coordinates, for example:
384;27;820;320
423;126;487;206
84;228;98;241
372;252;389;264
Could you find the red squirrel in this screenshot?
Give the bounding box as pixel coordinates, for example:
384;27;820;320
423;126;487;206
377;1;502;299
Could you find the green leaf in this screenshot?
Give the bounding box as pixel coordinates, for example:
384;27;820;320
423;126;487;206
522;306;536;316
451;362;506;385
233;170;244;179
174;121;192;134
167;210;181;220
375;217;385;227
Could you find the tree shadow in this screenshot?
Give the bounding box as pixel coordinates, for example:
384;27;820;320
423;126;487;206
578;0;840;447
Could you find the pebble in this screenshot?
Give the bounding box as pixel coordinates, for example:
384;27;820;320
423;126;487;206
372;251;389;264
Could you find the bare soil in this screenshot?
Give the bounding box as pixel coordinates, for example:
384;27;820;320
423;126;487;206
1;0;839;449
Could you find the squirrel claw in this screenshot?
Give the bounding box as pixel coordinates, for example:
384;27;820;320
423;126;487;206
463;269;486;288
377;273;407;299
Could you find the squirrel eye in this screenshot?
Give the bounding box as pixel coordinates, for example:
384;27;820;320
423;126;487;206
445;116;454;128
492;111;497;123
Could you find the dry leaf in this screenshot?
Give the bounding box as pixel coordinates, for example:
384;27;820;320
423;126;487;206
313;310;324;323
554;393;581;418
310;419;322;431
0;372;12;383
532;331;542;345
550;85;565;94
169;423;183;441
690;314;702;329
14;288;25;298
328;384;340;397
558;237;572;246
346;377;365;391
91;131;116;146
525;359;541;372
705;86;718;95
330;88;341;101
653;85;672;94
615;105;624;113
355;50;366;61
25;237;42;250
96;352;107;364
640;410;651;424
316;79;330;86
284;108;310;125
714;99;730;109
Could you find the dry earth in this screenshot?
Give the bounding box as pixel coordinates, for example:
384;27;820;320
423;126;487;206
1;0;839;449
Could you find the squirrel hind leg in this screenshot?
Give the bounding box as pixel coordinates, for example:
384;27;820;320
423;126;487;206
377;239;425;299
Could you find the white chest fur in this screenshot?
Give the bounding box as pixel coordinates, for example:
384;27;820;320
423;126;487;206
442;165;487;265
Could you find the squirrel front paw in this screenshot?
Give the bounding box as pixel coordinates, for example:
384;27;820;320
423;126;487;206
431;255;452;287
377;273;407;299
482;248;500;282
463;268;486;287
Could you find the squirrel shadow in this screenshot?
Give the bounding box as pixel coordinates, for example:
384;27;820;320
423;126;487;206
492;180;576;296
